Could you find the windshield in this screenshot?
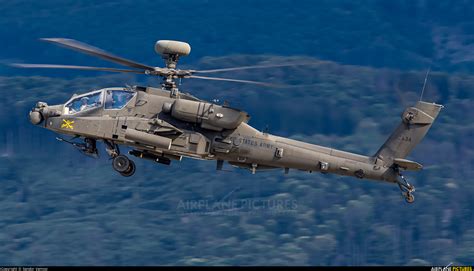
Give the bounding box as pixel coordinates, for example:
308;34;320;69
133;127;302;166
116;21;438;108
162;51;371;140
105;89;135;109
64;91;103;114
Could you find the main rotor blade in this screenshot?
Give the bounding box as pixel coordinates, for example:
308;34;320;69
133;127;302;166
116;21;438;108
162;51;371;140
189;75;284;88
11;63;145;74
41;38;155;71
193;62;318;73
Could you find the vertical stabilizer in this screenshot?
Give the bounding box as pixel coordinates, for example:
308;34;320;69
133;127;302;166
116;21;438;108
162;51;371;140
375;101;443;163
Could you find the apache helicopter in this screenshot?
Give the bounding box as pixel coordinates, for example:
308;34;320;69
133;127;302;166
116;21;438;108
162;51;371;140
13;38;443;203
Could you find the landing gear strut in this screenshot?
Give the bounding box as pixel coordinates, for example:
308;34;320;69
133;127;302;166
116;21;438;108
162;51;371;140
104;140;120;158
396;170;415;203
105;140;136;177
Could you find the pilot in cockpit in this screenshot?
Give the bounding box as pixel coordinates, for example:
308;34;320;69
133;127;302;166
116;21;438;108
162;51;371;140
80;96;90;111
105;90;114;108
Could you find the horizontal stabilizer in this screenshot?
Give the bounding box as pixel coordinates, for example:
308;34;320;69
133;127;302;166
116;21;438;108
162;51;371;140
401;106;434;125
393;158;423;171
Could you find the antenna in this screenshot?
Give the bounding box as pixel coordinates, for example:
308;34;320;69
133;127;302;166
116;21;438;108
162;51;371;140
263;124;269;135
420;67;431;101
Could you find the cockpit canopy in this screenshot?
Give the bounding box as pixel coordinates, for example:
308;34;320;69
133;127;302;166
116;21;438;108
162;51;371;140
105;89;135;109
64;88;136;115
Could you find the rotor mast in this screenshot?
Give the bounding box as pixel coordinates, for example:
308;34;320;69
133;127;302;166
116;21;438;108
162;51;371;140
162;56;178;97
154;40;191;97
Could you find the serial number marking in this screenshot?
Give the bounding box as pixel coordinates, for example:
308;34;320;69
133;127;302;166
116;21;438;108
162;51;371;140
401;136;411;142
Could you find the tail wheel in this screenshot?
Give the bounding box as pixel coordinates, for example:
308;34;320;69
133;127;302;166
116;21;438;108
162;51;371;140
120;160;136;177
405;193;415;204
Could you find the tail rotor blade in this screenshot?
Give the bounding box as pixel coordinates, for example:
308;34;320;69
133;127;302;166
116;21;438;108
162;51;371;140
394;77;408;108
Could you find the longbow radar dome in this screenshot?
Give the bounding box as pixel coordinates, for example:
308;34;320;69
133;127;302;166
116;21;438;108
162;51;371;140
155;40;191;57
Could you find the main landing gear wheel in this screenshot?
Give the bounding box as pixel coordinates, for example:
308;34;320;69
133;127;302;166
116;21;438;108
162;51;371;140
113;155;130;172
106;141;137;177
120;159;136;177
112;155;136;177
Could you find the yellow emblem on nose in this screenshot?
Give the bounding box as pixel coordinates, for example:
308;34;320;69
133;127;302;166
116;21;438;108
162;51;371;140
61;119;74;129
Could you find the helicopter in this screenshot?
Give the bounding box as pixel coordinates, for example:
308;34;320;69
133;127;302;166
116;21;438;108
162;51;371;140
12;38;443;203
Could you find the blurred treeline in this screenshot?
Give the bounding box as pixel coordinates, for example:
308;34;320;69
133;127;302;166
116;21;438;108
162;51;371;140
0;55;473;265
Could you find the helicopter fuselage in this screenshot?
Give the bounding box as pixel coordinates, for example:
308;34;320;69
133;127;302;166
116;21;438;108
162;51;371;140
29;84;444;204
32;85;400;185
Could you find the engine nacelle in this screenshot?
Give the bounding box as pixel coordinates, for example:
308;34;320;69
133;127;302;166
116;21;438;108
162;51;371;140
169;99;248;132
